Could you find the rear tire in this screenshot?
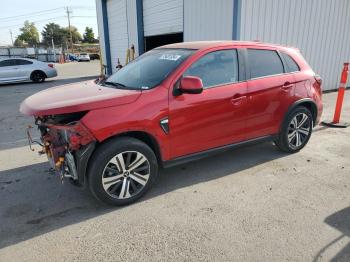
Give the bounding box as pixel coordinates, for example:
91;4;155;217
88;137;158;206
31;71;46;83
275;106;313;153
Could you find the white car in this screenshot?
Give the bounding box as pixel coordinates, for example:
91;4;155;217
0;58;57;84
77;53;90;62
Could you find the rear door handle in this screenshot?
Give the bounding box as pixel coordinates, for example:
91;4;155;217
231;95;246;106
281;81;293;91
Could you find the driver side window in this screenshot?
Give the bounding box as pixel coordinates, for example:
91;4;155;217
184;49;239;89
0;59;15;67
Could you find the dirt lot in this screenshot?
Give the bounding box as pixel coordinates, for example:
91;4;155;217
0;63;349;262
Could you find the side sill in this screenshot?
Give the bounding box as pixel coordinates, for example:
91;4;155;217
162;135;276;168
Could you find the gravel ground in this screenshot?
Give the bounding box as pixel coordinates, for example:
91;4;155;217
0;63;349;262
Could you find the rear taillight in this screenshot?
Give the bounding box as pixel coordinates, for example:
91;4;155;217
314;74;322;97
48;64;54;68
314;74;322;85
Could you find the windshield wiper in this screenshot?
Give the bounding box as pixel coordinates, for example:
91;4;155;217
104;81;127;88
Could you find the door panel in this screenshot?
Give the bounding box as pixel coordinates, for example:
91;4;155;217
16;65;31;80
244;48;296;139
245;74;295;139
0;60;18;81
169;82;248;158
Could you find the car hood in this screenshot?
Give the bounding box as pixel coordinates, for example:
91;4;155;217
20;80;142;116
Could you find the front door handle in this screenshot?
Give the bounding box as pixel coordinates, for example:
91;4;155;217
231;95;246;106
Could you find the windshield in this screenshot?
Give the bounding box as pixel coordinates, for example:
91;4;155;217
104;48;195;90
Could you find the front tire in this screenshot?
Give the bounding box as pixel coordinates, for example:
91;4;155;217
275;106;313;153
88;137;158;206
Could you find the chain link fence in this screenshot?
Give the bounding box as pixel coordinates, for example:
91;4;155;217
0;47;62;62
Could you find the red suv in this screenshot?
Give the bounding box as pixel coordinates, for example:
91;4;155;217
20;41;323;205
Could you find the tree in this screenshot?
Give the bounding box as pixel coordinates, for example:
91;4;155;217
17;21;39;46
41;23;66;47
14;38;25;47
83;27;95;43
63;26;82;44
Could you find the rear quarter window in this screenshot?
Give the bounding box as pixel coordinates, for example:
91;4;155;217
247;49;284;79
281;52;300;72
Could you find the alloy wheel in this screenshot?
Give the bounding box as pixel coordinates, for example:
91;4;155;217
287;113;311;149
32;72;44;82
101;151;150;199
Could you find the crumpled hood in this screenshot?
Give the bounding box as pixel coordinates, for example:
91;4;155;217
20;80;142;116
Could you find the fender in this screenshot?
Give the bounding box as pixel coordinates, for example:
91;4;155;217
282;98;318;129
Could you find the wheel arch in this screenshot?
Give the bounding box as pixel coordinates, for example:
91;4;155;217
284;99;318;127
80;130;163;187
97;131;163;165
30;70;47;80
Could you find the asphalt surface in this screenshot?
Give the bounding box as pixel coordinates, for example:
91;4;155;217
0;62;349;262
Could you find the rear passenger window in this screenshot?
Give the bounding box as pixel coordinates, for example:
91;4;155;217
184;49;239;88
247;49;284;79
13;59;33;65
281;52;300;72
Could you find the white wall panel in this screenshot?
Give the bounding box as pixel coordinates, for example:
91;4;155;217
240;0;350;90
126;0;139;56
143;0;183;36
95;0;106;67
107;0;129;73
184;0;234;41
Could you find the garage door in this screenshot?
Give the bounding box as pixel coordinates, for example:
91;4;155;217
143;0;183;37
107;0;129;73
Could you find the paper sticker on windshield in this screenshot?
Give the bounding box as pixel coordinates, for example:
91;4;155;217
159;54;181;61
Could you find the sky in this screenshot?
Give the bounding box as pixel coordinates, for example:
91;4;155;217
0;0;98;46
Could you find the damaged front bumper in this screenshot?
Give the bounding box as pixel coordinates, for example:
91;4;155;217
28;118;96;186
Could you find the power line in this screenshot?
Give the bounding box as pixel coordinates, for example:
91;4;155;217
71;16;97;18
0;10;62;23
0;6;96;22
0;16;66;29
69;6;96;10
0;7;64;21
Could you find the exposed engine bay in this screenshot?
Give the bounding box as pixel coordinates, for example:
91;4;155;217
28;111;96;185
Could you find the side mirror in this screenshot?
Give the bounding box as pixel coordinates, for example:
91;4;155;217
180;76;203;94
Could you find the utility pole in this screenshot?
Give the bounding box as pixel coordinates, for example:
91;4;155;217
65;6;73;52
9;30;14;46
51;29;57;62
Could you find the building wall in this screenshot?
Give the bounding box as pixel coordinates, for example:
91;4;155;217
98;0;139;74
95;0;106;68
126;0;139;56
106;0;129;73
143;0;183;36
96;0;350;90
184;0;234;41
239;0;350;90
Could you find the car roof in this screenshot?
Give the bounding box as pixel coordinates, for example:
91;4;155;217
159;40;298;52
0;57;35;61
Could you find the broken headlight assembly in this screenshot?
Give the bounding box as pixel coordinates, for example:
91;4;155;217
27;111;96;184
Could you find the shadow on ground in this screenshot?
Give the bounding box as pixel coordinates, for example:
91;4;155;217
0;141;286;249
313;207;350;262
